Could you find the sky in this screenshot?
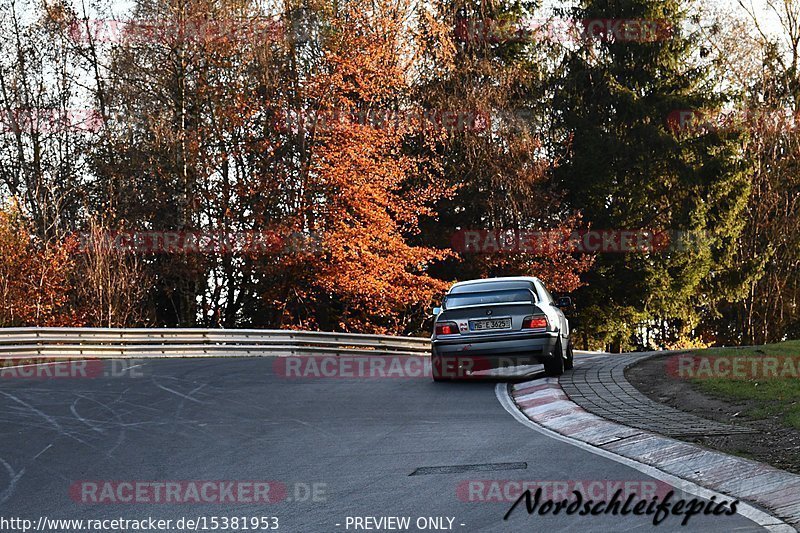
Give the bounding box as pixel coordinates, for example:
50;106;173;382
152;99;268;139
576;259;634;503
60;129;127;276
720;0;786;37
62;0;794;48
92;0;788;30
537;0;788;39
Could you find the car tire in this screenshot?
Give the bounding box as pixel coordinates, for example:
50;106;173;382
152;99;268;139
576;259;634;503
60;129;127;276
565;339;574;370
544;340;565;376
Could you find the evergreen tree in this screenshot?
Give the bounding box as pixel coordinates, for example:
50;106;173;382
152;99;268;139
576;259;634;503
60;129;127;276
554;0;750;350
414;0;591;296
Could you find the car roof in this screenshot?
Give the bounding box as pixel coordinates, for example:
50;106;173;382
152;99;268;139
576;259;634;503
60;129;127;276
448;276;542;294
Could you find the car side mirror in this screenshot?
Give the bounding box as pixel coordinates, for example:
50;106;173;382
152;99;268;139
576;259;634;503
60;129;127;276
555;297;572;308
431;307;442;316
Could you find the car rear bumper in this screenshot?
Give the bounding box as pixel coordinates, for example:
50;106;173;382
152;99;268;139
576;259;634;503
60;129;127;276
431;331;560;367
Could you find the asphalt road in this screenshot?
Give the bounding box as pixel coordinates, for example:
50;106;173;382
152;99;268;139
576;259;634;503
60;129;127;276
0;357;773;532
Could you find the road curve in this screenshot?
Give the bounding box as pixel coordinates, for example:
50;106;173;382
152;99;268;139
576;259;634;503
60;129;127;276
0;356;774;532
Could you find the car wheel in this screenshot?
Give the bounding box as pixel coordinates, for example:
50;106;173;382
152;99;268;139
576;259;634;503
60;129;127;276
544;340;565;376
431;354;452;382
565;339;574;370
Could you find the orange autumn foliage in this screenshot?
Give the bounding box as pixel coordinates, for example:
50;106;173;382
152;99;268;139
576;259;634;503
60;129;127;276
272;0;450;334
0;208;78;327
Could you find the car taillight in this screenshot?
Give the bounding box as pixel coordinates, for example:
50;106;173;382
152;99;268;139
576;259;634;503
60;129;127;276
435;322;459;335
522;315;549;330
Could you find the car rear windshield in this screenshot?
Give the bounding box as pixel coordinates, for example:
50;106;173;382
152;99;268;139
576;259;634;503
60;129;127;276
449;280;533;294
443;289;535;310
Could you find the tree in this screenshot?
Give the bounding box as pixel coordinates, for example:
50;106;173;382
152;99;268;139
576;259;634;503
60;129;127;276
0;0;95;240
413;0;592;307
72;218;152;327
554;0;751;350
715;0;800;344
0;204;76;326
253;0;450;334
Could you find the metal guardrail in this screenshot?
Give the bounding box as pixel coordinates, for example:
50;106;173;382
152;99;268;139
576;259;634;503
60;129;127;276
0;328;432;359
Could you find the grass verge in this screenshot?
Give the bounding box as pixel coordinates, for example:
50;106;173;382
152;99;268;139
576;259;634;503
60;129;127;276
688;340;800;430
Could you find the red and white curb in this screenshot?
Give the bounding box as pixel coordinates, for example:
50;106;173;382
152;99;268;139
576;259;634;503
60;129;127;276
497;378;800;532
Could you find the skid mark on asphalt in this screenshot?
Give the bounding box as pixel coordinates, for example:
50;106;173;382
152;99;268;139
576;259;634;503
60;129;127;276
0;381;222;473
287;418;337;438
152;379;208;405
31;444;53;460
72;394;129;456
0;457;25;505
0;390;96;449
146;377;215;426
70;398;106;434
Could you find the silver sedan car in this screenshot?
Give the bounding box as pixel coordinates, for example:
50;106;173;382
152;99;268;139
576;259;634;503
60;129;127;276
430;276;573;381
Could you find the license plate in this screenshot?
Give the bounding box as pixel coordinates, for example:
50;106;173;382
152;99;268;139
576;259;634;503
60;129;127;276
470;318;512;331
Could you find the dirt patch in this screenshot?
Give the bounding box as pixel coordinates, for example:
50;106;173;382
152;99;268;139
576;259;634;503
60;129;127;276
625;354;800;475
